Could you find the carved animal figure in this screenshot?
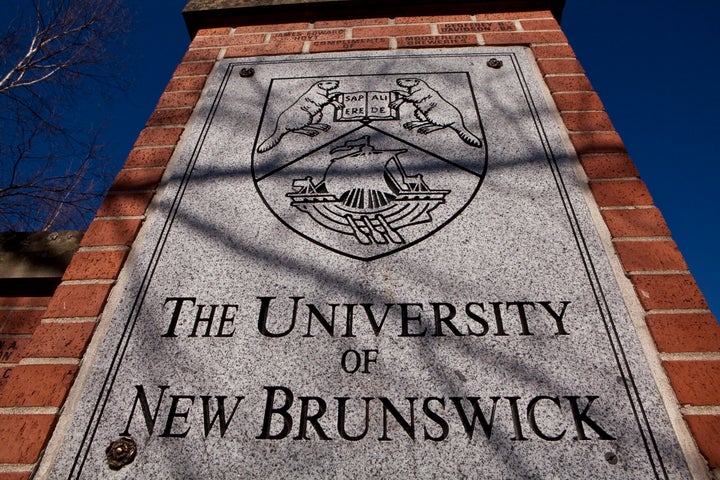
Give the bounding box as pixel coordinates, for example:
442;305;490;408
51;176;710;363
390;78;483;148
257;80;342;153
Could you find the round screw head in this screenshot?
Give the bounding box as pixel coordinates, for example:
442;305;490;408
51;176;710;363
487;58;503;69
106;435;137;470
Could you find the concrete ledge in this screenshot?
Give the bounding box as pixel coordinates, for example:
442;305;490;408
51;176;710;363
0;232;83;297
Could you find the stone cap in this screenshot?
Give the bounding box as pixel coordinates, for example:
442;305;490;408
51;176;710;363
183;0;566;36
0;231;83;296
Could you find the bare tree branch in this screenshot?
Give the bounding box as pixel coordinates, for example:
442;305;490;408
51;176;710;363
0;0;128;231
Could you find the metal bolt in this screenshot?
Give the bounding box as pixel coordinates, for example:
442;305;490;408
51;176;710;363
604;451;618;465
240;67;255;77
487;58;503;69
106;435;137;470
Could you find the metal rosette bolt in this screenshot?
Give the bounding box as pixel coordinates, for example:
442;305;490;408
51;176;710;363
106;435;137;470
486;58;503;69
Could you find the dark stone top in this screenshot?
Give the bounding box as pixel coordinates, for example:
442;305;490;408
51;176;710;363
183;0;566;36
0;230;83;296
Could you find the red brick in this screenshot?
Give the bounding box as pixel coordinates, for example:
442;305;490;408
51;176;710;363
589;180;652;207
544;75;593;93
173;62;214;77
147;108;193;126
0;297;49;308
0;414;56;463
225;41;304;58
483;31;567;45
631;274;708;310
614;240;688;272
536;58;584;75
664;361;720;405
438;22;515;34
96;192;154;217
314;18;386;28
647;313;720;352
109;168;165;192
166;76;208;92
561;111;614;132
233;22;310;34
0;473;32;480
684;415;720;467
181;48;221;62
80;218;142;247
397;35;477;49
310;38;391;53
520;19;560;30
62;250;128;280
0;367;11;389
314;18;388;28
192;33;265;48
552;92;604;111
22;322;96;358
579;153;639;179
134;127;184;147
532;44;576;59
271;30;346;42
0;337;29;363
396;15;473;24
44;283;113;318
125;147;175;168
196;27;232;36
570;132;626;155
1;309;43;334
601;208;671;237
352;25;432;38
0;364;78;407
476;11;552;20
156;91;201;109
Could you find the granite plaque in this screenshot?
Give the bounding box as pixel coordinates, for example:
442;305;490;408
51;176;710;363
46;49;691;478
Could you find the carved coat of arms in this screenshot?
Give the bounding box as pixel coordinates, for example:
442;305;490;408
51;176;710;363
252;73;487;260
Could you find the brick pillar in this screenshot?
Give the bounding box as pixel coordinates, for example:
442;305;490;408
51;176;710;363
1;3;717;478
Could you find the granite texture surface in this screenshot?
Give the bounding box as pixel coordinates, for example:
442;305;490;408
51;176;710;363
47;48;690;479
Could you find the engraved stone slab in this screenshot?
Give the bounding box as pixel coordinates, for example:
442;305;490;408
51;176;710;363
47;48;691;479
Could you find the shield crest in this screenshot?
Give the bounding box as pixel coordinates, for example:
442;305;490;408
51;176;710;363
252;73;487;260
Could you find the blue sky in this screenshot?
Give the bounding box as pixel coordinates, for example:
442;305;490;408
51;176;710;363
562;1;719;315
100;1;718;315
